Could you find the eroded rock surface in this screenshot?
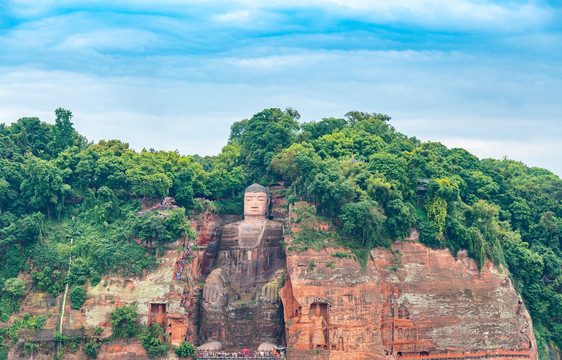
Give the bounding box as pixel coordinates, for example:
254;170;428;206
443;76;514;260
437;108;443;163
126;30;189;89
280;247;385;360
280;240;538;360
374;242;535;357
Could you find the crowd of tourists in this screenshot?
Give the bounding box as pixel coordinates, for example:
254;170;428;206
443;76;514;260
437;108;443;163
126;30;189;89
179;288;189;308
176;243;193;308
175;246;192;280
197;351;285;359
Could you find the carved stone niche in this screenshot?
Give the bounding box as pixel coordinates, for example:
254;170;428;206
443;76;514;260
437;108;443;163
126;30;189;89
309;302;330;350
148;303;167;327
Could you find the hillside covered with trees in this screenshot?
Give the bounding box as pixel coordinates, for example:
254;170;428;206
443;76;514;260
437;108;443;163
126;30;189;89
0;108;561;358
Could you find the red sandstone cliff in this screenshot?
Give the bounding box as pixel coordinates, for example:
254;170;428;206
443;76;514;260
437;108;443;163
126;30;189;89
7;198;540;360
280;239;538;360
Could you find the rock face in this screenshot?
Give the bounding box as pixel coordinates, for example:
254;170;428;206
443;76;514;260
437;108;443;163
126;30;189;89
280;247;385;360
374;242;535;356
280;240;538;360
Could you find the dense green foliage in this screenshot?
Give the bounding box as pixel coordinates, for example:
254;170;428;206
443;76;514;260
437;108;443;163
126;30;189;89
69;286;85;310
138;323;170;358
0;313;47;347
175;340;196;358
108;304;180;358
0;107;561;356
109;303;139;338
85;341;100;358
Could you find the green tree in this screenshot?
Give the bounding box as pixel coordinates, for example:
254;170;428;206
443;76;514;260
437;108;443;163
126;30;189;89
340;199;387;247
69;286;85;310
110;303;138;338
3;278;25;300
85;342;100;358
385;199;417;240
9;117;53;158
269;142;320;184
344;111;390;126
0;178;12;215
51;108;77;155
539;211;559;246
20;155;63;218
301;117;347;140
139;323;169;358
175;340;196;358
230;108;300;179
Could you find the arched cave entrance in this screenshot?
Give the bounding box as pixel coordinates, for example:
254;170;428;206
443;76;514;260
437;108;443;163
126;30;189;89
148;303;167;326
309;302;330;350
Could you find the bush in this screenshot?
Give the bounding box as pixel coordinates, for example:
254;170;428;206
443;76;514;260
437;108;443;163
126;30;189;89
139;323;169;358
85;342;100;358
175;340;196;358
69;286;85;310
53;331;71;345
23;341;38;355
89;270;101;286
109;303;138;338
331;251;352;258
0;337;6;360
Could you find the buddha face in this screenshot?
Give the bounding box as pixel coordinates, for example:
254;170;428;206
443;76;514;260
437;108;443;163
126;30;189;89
244;191;268;219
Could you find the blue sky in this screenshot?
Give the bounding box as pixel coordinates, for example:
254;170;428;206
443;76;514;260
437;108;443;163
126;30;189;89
1;0;561;176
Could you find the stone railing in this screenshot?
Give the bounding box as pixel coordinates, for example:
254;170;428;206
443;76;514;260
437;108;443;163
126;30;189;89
198;356;285;360
197;353;285;359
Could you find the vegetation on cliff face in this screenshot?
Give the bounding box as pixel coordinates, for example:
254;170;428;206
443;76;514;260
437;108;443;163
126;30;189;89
0;108;561;357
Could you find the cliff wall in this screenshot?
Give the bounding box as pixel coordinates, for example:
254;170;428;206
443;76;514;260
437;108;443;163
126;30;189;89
8;197;539;359
281;240;538;360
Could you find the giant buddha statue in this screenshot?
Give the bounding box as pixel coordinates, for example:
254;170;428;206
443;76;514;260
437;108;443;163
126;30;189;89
198;183;286;350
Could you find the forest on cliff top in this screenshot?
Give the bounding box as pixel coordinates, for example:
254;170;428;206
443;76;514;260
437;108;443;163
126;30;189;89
0;108;561;358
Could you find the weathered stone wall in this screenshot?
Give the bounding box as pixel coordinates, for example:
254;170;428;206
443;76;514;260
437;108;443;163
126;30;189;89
371;242;535;355
281;238;538;360
373;242;536;358
281;246;386;360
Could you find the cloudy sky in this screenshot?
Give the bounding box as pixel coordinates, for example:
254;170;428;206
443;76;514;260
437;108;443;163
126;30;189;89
1;0;561;176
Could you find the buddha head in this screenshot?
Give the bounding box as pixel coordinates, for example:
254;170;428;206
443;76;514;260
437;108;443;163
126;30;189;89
243;183;269;221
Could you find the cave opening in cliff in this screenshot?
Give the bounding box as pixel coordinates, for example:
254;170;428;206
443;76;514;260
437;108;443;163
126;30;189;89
149;303;167;326
310;302;329;322
309;302;330;350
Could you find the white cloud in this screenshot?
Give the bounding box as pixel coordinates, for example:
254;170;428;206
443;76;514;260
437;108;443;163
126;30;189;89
5;0;556;34
231;0;554;31
212;10;252;23
54;29;158;52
